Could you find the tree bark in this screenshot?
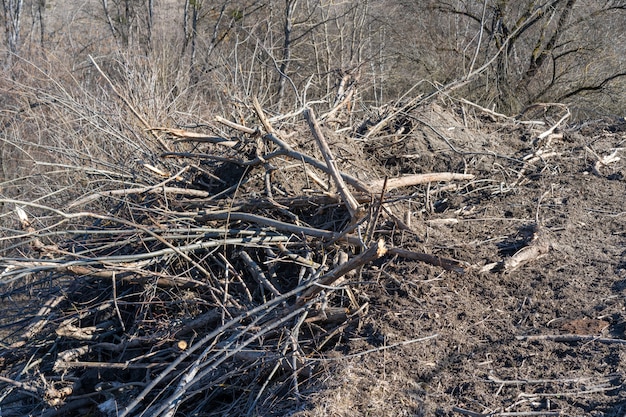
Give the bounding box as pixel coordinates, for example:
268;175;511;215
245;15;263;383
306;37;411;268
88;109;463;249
277;0;297;111
2;0;23;59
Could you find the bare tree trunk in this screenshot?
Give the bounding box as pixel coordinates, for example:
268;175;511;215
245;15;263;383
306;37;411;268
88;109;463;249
2;0;23;62
101;0;119;41
124;0;131;44
182;0;189;52
146;0;153;49
207;3;228;58
277;0;297;111
189;0;200;82
36;0;44;48
520;0;576;88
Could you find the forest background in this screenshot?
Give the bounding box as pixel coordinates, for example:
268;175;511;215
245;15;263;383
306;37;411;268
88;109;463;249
1;0;625;198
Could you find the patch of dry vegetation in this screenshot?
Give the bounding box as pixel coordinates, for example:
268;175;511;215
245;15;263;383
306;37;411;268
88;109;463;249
1;1;625;416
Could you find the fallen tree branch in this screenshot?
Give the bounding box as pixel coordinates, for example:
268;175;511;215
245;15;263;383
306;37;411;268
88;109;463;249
309;334;439;361
69;186;210;208
118;282;314;417
297;239;387;305
10;294;66;348
149;305;309;417
215;115;258;134
535;104;570;142
480;227;552;273
196;211;363;244
68;166;195;208
238;251;282;297
304;107;363;220
1;235;289;270
370;172;475;192
516;334;626;345
242;104;372;193
149;127;240;147
387;247;468;273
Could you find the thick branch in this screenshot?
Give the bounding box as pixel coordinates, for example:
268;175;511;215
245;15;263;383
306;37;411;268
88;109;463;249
304;107;362;219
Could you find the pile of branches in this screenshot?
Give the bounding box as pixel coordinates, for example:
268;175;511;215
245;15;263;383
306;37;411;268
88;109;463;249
0;90;477;416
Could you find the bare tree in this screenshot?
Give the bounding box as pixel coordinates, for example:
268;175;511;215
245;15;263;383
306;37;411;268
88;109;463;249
146;0;153;48
31;0;45;48
100;0;154;49
275;0;296;110
1;0;23;62
430;0;626;114
182;0;201;78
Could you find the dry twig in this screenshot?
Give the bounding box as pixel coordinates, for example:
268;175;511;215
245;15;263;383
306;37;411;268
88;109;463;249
304;107;363;220
297;239;387;305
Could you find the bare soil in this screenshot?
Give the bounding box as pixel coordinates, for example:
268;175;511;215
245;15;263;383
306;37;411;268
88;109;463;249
292;108;626;416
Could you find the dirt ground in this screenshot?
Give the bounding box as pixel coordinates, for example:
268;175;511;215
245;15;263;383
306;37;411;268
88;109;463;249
1;102;625;417
290;107;626;416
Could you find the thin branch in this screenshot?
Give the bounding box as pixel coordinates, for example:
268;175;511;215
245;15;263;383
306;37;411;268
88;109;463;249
88;55;171;152
516;334;626;345
304;107;362;220
297;239;387;305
